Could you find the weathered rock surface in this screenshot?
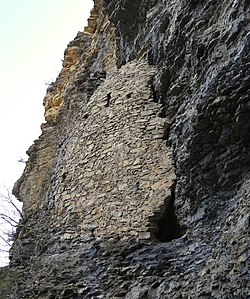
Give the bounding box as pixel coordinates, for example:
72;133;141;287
3;0;250;298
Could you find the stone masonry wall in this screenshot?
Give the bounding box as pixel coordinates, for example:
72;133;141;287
49;61;176;242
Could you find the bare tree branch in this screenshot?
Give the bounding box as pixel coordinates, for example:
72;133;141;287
0;212;19;226
0;189;23;263
1;188;22;215
0;234;12;247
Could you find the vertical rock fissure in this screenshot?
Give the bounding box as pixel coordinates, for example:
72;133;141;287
155;181;183;242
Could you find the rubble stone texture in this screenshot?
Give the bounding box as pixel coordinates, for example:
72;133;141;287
3;0;250;298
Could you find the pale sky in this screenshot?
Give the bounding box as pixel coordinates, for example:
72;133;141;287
0;0;93;189
0;0;93;265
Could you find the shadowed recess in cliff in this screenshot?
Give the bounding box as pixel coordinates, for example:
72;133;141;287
103;0;159;40
150;182;183;242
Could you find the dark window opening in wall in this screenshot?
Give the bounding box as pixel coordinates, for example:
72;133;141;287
105;92;111;107
62;172;68;182
155;185;184;242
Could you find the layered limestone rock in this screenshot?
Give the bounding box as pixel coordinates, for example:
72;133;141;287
4;0;250;298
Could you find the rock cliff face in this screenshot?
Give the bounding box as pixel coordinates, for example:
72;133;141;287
6;0;250;298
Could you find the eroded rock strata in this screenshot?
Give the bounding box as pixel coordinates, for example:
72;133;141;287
6;0;250;298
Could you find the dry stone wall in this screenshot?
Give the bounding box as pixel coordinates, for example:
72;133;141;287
49;61;176;242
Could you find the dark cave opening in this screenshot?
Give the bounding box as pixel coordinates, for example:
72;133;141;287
155;184;184;242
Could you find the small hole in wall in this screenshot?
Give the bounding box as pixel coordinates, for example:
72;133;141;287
62;173;68;182
126;92;133;99
155;184;184;242
158;110;166;118
163;124;171;140
104;92;111;107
